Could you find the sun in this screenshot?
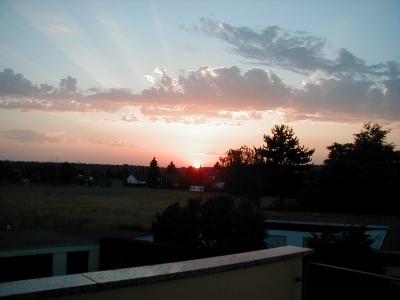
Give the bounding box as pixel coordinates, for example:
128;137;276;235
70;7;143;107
194;162;201;168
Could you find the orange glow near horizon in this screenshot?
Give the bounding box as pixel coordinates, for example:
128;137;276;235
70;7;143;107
194;162;201;168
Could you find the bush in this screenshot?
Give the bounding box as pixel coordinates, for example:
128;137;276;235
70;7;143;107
152;196;267;256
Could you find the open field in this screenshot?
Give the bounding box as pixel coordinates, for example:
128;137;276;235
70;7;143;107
0;186;278;230
1;186;399;251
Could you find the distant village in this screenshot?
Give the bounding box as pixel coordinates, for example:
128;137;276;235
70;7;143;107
0;160;225;191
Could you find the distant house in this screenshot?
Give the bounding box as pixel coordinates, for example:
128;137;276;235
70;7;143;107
203;167;225;189
161;173;181;188
126;173;147;185
72;176;92;186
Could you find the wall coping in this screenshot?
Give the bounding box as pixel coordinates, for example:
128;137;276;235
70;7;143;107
0;246;313;300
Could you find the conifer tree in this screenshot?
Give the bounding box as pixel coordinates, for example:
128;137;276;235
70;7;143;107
147;157;160;188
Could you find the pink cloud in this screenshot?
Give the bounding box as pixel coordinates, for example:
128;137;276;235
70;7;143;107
1;66;398;124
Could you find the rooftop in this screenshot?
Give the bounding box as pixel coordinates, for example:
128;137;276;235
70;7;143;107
264;211;400;252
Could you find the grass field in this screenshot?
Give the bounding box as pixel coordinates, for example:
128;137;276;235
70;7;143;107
0;186;277;230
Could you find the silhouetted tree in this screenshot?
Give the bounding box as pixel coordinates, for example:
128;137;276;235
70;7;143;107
166;161;177;173
152;196;266;256
58;162;74;184
219;145;265;207
325;122;394;165
147;157;160;188
262;124;315;210
183;166;203;186
0;161;11;180
90;169;100;179
6;169;18;182
298;122;399;215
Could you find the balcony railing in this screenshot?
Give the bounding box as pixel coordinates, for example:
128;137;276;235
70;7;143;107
304;261;400;300
0;246;313;300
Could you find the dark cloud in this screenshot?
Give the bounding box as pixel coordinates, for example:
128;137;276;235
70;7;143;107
0;69;82;97
0;69;43;95
187;19;399;79
0;129;65;143
58;76;78;94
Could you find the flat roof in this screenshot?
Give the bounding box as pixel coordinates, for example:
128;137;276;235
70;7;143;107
0;228;153;254
263;211;400;252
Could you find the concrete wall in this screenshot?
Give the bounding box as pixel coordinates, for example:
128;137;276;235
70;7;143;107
0;246;313;300
58;258;303;300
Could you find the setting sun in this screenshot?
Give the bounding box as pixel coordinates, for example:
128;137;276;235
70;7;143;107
194;163;201;168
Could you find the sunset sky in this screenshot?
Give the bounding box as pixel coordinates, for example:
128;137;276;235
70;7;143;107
0;0;399;167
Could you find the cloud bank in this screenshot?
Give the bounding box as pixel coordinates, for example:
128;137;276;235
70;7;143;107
1;65;398;124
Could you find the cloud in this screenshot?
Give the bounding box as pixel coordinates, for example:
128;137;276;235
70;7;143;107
121;111;139;123
0;69;43;95
110;139;137;148
0;64;399;124
58;76;78;94
0;130;65;143
46;24;73;34
69;138;82;144
186;19;399;80
203;151;223;157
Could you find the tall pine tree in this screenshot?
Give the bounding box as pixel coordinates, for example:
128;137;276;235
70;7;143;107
262;124;315;210
147;157;160;188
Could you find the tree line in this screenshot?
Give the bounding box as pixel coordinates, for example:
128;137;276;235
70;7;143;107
217;122;399;216
0;161;145;184
2;122;398;215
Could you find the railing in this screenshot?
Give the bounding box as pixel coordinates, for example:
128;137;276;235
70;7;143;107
304;261;400;300
0;246;313;300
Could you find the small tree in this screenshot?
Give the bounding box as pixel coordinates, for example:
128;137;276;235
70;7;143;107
147;157;160;188
262;124;315;210
166;161;177;173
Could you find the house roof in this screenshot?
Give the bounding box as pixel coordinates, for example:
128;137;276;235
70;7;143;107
204;167;225;183
128;173;147;181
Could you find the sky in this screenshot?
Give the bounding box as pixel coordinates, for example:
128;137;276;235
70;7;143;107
0;0;399;168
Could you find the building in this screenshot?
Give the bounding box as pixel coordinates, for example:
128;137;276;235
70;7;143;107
126;174;147;185
0;228;153;283
265;220;388;250
203;167;225;189
264;212;400;278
